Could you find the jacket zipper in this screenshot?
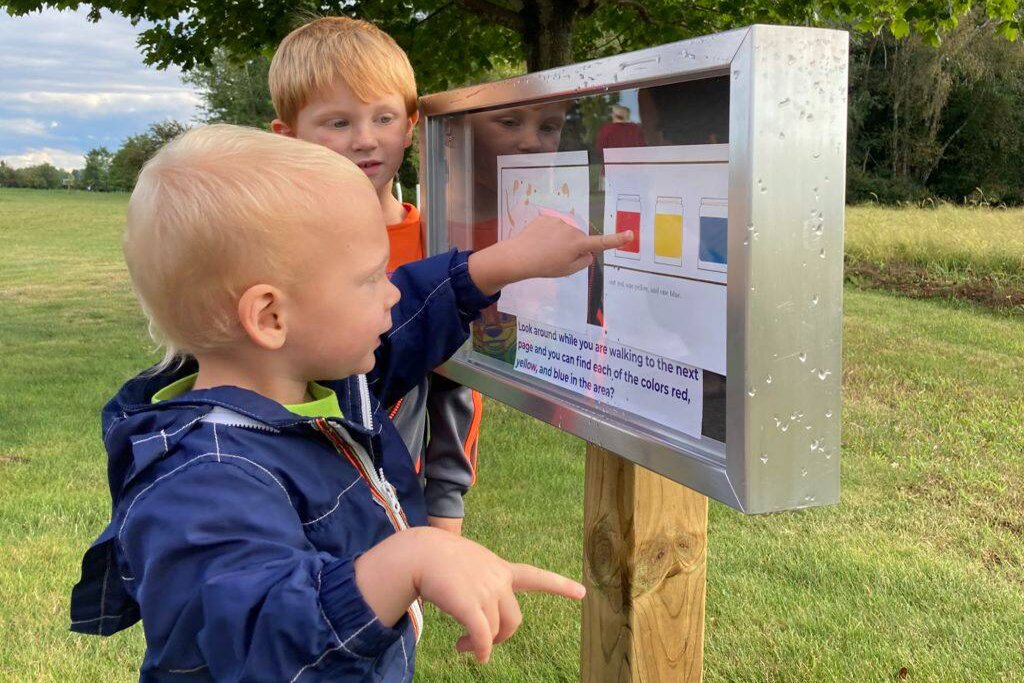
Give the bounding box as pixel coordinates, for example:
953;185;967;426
312;417;422;641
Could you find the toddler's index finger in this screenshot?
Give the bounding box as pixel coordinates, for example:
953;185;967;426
509;563;586;600
584;230;633;253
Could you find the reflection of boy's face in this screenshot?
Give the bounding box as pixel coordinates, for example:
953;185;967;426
470;103;568;190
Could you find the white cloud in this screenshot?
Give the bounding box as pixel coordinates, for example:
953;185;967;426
0;118;50;136
3;90;202;117
1;147;85;170
0;8;201;121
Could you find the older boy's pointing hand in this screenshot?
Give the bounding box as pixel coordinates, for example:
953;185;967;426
468;213;632;296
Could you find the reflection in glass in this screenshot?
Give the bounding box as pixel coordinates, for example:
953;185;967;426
443;77;731;441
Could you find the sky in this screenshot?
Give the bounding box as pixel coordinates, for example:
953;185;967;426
0;8;202;170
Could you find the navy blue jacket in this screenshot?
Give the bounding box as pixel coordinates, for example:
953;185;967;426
70;250;498;682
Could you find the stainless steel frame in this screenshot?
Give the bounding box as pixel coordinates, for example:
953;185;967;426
418;25;848;513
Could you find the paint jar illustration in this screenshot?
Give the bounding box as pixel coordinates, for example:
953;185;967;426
614;194;641;258
654;196;684;265
698;197;728;273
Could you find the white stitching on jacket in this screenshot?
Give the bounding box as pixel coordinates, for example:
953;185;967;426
288;617;380;681
385;277;450;340
117;453;291;542
129;415;205;446
302;478;360;527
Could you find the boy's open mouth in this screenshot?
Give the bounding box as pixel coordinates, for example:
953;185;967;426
357;160;383;175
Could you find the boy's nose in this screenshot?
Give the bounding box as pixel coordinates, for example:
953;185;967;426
516;130;543;153
352;127;379;151
387;280;401;308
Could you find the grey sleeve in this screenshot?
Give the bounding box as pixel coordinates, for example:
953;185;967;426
423;373;481;519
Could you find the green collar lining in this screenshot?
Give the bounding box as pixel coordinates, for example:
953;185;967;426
152;373;342;419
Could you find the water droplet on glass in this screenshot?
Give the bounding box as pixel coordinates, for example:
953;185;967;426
780;422;789;432
801;467;808;477
819;248;826;259
759;452;769;464
810;439;820;451
765;374;773;385
798;352;807;363
778;97;791;107
779;131;786;140
811;295;819;306
747;386;756;397
825;410;833;418
812;151;821;159
817;369;832;381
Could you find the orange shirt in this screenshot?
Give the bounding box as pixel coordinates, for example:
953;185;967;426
386;203;424;274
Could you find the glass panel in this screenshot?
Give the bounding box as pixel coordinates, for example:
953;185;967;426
442;76;729;443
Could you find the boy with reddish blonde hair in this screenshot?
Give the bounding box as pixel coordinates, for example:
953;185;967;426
270;17;480;534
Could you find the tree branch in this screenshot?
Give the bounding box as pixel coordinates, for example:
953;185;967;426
454;0;522;30
596;0;652;23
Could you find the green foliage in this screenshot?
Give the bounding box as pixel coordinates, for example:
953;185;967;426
184;50;276;128
107;120;189;191
0;161;67;189
3;1;1019;84
79;147;112;192
848;16;1024;203
0;160;17;187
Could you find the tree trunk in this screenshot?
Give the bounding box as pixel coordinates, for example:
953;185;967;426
521;0;578;71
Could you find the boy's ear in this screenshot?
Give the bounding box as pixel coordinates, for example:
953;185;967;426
404;111;419;148
271;119;296;138
238;284;288;351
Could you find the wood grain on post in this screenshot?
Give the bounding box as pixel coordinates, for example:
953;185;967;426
581;444;708;683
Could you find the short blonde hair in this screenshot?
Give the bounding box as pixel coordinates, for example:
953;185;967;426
125;124;371;365
270;16;418;126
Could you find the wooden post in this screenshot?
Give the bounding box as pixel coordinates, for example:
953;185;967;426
581;444;708;682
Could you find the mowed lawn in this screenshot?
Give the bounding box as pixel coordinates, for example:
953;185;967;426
1;188;1022;682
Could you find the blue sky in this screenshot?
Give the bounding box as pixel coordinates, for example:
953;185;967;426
0;8;201;170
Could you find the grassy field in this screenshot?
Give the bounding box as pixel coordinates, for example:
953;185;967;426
1;188;1022;682
846;205;1024;311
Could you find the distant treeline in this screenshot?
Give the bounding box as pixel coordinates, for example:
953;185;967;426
0;160;70;190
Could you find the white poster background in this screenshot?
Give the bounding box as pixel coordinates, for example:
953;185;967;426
497;151;590;333
603;144;729;375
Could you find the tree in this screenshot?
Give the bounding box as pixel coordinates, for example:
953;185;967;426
11;163;64;189
184;51;276;128
3;1;1019;84
847;13;1024;202
80;146;112;191
109;120;189;191
0;160;15;188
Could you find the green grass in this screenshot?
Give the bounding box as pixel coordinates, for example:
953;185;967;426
845;205;1024;311
2;188;1022;682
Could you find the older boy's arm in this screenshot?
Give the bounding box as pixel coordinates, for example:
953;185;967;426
119;463;405;682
